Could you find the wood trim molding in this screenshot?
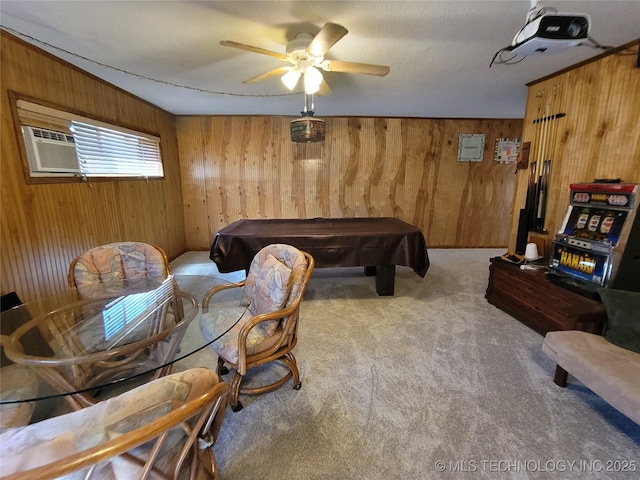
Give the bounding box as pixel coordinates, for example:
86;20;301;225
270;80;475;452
527;38;640;86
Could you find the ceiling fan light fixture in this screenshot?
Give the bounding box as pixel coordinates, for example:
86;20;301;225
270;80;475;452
221;22;390;95
303;66;323;94
281;70;301;90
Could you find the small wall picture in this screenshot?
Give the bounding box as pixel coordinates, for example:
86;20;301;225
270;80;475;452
494;137;521;164
457;134;485;162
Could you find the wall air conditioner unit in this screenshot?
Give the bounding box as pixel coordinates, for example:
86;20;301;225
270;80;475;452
21;126;79;175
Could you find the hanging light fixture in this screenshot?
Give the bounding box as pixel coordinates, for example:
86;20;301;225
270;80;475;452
290;93;325;143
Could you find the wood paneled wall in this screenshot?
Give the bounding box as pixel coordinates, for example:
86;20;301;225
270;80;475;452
177;116;522;250
509;41;640;256
1;32;186;302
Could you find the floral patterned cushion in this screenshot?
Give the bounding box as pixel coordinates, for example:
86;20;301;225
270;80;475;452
0;335;39;433
73;242;168;297
0;368;220;479
244;245;307;302
249;253;292;336
199;307;281;365
0;364;38;433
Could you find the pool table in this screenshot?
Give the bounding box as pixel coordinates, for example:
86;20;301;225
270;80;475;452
209;217;429;296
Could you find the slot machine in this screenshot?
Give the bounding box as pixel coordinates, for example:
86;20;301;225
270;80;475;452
549;182;640;297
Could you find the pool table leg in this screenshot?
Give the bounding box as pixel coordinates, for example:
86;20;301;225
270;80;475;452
375;265;396;296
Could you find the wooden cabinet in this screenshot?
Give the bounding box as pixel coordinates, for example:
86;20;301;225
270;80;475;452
485;258;604;334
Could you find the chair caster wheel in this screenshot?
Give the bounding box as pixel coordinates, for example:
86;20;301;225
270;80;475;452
219;366;229;375
231;401;243;412
293;381;302;390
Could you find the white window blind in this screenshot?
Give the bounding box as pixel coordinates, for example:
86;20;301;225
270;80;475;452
71;121;163;178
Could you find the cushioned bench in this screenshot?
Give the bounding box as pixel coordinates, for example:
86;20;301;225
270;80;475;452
542;288;640;425
542;330;640;424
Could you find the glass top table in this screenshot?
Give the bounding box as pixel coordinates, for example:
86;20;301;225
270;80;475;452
0;275;244;418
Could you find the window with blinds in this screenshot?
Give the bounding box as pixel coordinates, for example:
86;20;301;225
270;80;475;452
71;121;163;178
15;98;164;180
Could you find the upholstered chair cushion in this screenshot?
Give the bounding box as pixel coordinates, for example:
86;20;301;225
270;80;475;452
0;335;39;433
0;365;38;433
0;368;220;479
72;242;168;296
243;244;306;306
249;254;292;335
200;307;281;365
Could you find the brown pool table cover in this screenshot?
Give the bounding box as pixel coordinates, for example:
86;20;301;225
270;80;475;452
210;217;429;276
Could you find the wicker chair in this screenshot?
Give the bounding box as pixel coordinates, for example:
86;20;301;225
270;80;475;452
200;244;314;411
0;368;229;480
59;242;189;408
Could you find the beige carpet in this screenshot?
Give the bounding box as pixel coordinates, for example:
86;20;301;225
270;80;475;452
172;249;639;480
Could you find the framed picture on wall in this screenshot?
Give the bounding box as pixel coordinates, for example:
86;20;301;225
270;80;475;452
494;137;521;164
457;134;485;162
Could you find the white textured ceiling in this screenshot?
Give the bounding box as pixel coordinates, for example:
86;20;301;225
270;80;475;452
1;1;638;118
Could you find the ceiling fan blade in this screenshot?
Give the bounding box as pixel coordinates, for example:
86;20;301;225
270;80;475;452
323;60;390;77
317;79;331;96
306;23;348;58
220;40;291;61
243;67;292;84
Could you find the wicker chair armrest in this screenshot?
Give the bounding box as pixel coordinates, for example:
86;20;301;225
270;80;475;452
202;281;246;313
235;295;303;367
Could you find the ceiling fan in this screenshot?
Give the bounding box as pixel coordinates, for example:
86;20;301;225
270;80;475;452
220;22;390;96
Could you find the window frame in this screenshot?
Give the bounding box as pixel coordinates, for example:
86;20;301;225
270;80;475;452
9;92;165;185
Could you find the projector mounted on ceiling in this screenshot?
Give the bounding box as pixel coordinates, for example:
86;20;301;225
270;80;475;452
490;0;592;66
507;11;591;56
